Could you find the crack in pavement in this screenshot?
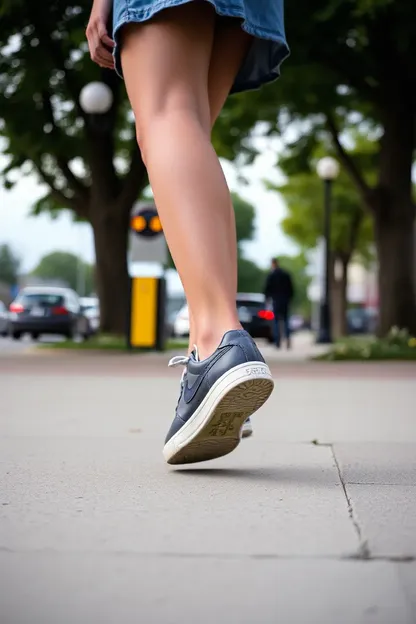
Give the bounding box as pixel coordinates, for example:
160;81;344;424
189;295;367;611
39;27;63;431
330;444;372;560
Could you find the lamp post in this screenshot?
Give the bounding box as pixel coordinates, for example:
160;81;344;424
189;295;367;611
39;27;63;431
316;156;340;344
79;81;114;133
77;83;114;296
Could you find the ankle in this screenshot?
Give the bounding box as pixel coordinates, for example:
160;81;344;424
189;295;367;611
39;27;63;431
195;323;242;360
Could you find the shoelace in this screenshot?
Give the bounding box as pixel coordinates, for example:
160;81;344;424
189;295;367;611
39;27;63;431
168;355;190;370
168;355;190;383
168;355;190;412
169;354;190;385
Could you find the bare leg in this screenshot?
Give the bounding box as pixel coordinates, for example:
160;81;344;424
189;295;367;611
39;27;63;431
187;18;252;354
121;4;249;359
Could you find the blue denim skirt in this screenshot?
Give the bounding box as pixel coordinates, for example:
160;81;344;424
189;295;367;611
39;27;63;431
113;0;289;93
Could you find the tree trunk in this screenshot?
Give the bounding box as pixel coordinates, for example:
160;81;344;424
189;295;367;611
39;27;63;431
373;101;416;336
331;256;348;339
91;204;130;334
375;213;416;335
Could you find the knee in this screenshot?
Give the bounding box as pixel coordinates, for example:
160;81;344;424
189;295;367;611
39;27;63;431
135;102;210;164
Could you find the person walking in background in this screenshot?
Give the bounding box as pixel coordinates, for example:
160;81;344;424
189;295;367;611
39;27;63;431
87;0;289;464
265;258;294;349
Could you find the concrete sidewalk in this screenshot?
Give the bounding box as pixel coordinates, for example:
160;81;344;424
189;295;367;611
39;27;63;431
1;353;415;623
260;329;330;362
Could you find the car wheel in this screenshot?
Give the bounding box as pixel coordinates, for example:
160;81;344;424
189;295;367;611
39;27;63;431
64;324;75;341
12;332;22;340
82;328;90;341
83;321;92;340
66;324;82;342
31;333;39;341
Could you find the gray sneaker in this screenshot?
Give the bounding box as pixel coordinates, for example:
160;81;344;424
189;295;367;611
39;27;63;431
241;417;253;438
163;330;273;465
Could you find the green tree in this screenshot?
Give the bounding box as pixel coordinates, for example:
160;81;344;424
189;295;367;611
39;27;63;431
217;0;416;334
237;258;266;294
231;193;269;293
232;193;255;253
0;0;147;333
32;251;95;295
0;243;20;286
277;169;374;335
283;0;416;334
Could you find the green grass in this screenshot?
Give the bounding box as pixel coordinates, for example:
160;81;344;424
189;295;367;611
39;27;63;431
335;334;374;346
315;332;416;361
39;334;189;352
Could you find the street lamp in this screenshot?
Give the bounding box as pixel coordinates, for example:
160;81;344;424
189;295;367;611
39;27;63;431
79;81;113;115
76;82;114;297
316;156;340;344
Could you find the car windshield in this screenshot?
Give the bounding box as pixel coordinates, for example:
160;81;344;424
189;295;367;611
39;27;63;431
18;293;65;307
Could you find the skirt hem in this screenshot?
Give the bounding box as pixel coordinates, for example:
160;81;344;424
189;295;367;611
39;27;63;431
113;0;290;93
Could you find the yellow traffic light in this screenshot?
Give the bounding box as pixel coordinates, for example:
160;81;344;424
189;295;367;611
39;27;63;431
150;215;162;233
131;215;146;232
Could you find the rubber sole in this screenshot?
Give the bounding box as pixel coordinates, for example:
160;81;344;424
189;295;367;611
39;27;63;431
163;361;273;465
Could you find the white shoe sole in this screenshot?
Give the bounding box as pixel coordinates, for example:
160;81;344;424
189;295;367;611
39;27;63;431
163;361;273;465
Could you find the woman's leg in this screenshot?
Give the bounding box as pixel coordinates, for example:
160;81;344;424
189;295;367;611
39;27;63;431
121;3;245;360
187;18;252;354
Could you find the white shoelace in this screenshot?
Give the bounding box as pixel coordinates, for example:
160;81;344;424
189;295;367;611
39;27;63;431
168;344;199;379
168;355;190;384
168;355;190;369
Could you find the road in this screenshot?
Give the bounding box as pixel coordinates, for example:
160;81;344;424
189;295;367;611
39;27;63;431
1;349;416;623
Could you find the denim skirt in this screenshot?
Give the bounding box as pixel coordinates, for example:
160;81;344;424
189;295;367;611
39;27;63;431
113;0;289;93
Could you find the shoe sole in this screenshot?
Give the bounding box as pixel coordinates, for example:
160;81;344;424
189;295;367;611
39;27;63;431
163;361;273;465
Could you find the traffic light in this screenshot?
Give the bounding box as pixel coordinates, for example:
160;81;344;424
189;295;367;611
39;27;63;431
130;206;163;238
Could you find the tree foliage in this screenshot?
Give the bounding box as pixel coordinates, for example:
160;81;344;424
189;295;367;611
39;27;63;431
278;171;374;265
32;251;95;295
0;0;142;214
231;193;255;251
0;243;20;286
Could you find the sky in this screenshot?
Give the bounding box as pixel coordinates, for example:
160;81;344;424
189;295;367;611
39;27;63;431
0;137;297;274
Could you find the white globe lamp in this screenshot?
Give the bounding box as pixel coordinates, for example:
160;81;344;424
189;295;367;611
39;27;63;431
316;156;340;181
79;81;113;114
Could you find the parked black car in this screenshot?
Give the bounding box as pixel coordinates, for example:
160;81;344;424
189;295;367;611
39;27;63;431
8;287;89;340
236;293;274;342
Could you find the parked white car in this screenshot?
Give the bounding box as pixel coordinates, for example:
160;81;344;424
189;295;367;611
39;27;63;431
0;300;8;336
173;304;189;337
80;297;100;334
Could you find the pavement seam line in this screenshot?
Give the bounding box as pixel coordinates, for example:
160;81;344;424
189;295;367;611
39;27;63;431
0;548;414;562
331;444;371;560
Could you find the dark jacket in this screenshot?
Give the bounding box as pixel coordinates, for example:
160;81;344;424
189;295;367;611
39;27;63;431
264;268;294;302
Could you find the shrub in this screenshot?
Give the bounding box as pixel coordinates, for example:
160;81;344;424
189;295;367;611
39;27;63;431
316;327;416;361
